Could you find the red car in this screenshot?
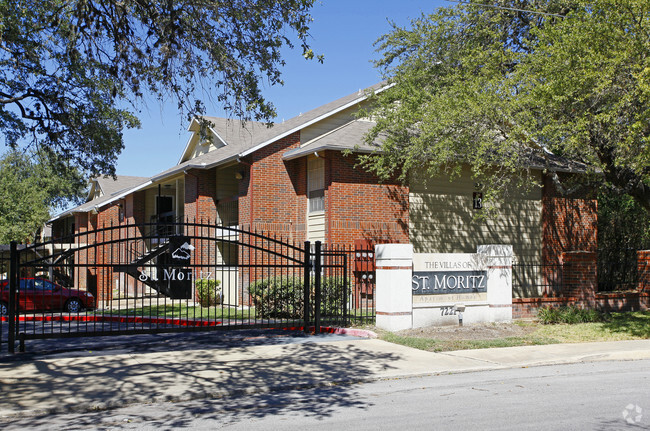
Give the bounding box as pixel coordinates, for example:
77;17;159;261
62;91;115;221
0;278;95;315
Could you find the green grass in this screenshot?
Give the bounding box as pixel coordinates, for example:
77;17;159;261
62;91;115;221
96;304;255;320
376;311;650;353
96;304;376;323
380;331;559;352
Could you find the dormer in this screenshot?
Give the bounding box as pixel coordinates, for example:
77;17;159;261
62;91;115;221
178;117;228;164
86;178;104;202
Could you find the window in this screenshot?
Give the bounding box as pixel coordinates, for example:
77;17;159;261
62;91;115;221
33;279;54;291
307;158;325;213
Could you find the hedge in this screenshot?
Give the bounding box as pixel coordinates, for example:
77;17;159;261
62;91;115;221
248;276;349;319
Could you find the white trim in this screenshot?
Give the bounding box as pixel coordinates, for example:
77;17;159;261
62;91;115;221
238;83;394;159
50;83;395;223
47;180;153;223
96;180;152;211
177;118;223;164
85;180;96;201
283;144;376;161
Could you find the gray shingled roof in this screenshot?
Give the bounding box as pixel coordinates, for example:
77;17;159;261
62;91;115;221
95;175;150;197
51;84;389;221
49;175;150;222
282;119;381;160
50;79;589;226
151;82;389;181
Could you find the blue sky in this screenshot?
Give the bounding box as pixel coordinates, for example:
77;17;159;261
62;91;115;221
116;0;448;177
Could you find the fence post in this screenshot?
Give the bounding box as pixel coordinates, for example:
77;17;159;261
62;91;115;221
343;248;348;326
314;241;322;334
303;241;311;334
8;241;17;354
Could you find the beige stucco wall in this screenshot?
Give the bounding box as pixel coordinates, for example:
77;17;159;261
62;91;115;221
409;167;543;297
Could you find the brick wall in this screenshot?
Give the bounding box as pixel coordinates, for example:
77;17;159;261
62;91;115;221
325;151;409;246
94;203;121;302
512;297;580;319
184;169;217;223
513;293;650;318
126;191;146;225
560;251;597;307
238;131;306;240
73;212;90;293
237;132;305;305
541;174;597;297
513;249;650;318
542;174;597;266
183;168;219;279
123;192;146;295
638;250;650;292
597;292;650;312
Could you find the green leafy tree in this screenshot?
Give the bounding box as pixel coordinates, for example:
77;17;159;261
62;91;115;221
363;0;650;212
518;0;650;211
597;192;650;289
0;0;321;177
0;150;84;243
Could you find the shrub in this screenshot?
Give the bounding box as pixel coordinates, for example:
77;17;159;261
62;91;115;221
249;276;304;318
248;276;350;319
195;279;222;307
320;277;349;317
537;305;606;324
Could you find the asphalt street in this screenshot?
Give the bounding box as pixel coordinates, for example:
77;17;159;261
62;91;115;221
1;359;648;430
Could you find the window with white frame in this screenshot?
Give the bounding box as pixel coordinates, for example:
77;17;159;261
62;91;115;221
307;157;325;213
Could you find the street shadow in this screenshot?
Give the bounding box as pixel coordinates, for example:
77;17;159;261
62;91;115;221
0;333;399;427
1;381;373;430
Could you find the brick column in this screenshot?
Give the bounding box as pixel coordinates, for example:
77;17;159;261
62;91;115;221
637;251;650;292
184;168;217;223
561;251;597;307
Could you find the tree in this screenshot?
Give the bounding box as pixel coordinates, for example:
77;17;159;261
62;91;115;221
363;0;650;212
0;150;84;243
0;0;320;178
597;191;650;289
518;0;650;211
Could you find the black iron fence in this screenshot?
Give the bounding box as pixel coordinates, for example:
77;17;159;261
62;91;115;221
514;254;641;296
512;263;564;297
598;248;638;292
1;221;376;354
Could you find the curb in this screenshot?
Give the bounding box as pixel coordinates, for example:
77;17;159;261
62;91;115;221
321;326;378;338
2;351;646;420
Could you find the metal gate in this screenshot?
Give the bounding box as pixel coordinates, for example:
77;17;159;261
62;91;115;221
1;221;356;353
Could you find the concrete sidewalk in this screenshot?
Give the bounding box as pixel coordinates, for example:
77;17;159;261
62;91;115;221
1;335;649;419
